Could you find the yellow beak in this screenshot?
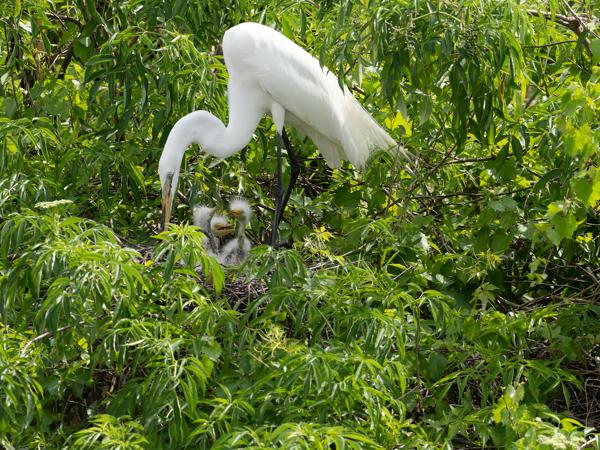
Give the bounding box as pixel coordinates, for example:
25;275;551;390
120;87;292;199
161;175;173;231
214;224;235;236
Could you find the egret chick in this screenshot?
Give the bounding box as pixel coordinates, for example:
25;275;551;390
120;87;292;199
192;205;216;232
193;205;221;256
193;205;238;259
210;213;235;253
220;198;253;266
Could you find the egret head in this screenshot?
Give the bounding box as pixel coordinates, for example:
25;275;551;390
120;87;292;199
158;111;227;231
210;214;235;238
228;197;252;225
193;205;216;231
159;125;189;231
159;170;176;231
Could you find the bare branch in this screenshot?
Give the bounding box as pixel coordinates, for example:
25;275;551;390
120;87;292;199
46;11;83;30
523;39;578;49
22;321;85;354
526;8;594;53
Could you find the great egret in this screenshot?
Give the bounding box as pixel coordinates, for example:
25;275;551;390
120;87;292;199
159;22;402;245
220;197;253;266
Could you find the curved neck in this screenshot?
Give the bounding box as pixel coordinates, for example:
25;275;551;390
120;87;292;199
160;107;262;174
237;218;246;238
159;101;264;226
206;119;257;159
166;110;254;159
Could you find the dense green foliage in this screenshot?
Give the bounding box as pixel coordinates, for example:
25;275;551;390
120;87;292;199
1;0;599;448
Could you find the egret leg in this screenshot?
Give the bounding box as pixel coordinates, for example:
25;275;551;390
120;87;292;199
279;128;300;221
270;129;300;247
269;129;300;248
270;131;284;246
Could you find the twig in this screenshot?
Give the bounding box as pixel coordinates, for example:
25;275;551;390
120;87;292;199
526;8;593;53
22;321;85;353
445;155;504;164
58;43;74;80
303;0;320;8
409;186;532;201
426;143;458;175
46;11;84;30
523;39;578;49
577;436;598;450
561;0;599;39
414;299;422;412
3;22;20;114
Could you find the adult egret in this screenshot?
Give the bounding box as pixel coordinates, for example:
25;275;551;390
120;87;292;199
159;22;402;245
220;197;253;266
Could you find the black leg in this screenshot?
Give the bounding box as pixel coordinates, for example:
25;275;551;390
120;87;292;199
271;131;284;247
271;128;301;248
280;128;300;216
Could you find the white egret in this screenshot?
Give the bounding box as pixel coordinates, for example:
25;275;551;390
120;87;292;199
195;211;235;257
159;22;403;245
209;214;235;248
192;205;216;232
220;197;253;266
192;205;220;255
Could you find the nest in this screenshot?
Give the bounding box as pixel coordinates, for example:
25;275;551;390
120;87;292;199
220;274;268;310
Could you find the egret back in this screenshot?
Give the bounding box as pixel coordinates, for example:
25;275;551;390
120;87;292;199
223;22;398;168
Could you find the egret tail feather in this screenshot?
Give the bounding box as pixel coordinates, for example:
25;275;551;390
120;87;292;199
342;92;407;168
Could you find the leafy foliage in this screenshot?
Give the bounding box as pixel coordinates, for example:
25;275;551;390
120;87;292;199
1;0;599;448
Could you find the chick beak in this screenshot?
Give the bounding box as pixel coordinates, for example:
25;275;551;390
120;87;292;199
215;224;234;237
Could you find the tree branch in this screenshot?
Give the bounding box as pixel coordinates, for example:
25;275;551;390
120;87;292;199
46;11;83;30
526;8;594;53
22;321;85;353
523;39;578;49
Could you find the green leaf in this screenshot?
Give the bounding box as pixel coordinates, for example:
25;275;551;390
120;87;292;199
543;201;578;245
334;189;362;210
590;38;600;65
511;135;523;162
473;226;490;252
572;169;600;207
532;169;562;193
552;212;577;242
564;123;593;157
490;230;511;252
489;197;518;212
419;96;432;124
426;352;448;381
3;97;17;117
35;199;74;209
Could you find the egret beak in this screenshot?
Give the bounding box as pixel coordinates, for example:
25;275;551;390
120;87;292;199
161;173;174;231
213;224;235;237
229;209;242;219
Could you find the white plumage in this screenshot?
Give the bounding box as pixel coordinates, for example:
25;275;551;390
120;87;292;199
195;211;234;257
159;22;402;236
192;205;215;232
192;205;219;255
219;198;253;266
